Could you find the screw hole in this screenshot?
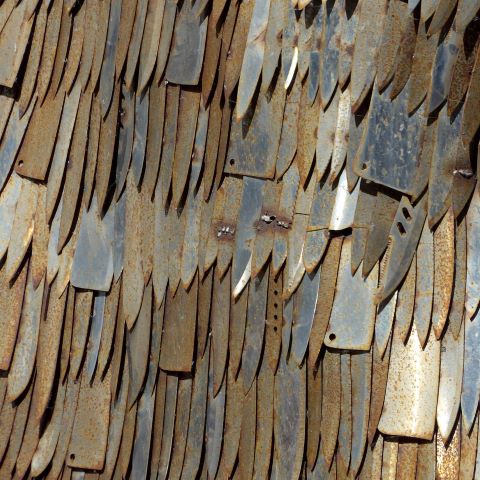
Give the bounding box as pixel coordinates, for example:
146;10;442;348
397;222;406;236
274;290;278;295
70;453;75;461
361;163;368;171
402;207;412;221
274;314;278;320
329;333;336;341
18;160;24;167
274;303;278;308
229;159;235;166
274;326;278;332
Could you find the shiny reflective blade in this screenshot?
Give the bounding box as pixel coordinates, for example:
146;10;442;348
232;177;265;298
329;169;360;231
320;349;341;469
354;82;424;195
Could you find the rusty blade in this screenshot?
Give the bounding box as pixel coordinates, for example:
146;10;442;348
232;176;265;298
368;340;390;444
276;75;301;179
16;93;64;182
274;354;306;480
252;351;274;480
33;278;67;422
217;177;243;278
460;414;479;479
337;352;352;476
68;368;111;470
297;81;321;186
168;375;193;480
0;0;34;88
100;361;129;479
0;172;23;258
350;350;372;477
325;237;378;351
241;263;269;392
98;0;121;116
466;187;480;319
456;0;480;32
70;290;93;381
379;322;440;440
122;173;144;329
428;104;462;228
30;380;67;477
180;341;210;480
236;0;270;120
58;91;92;253
462;311;480;433
206;346;226;480
159;273;198;372
239;377;256;479
85;292;107;383
130;374;156;479
153;0;176;83
308;235;342;367
227;80;285;180
138;0;165;92
395;252;416;343
273;163;299;274
320;349;341;469
165;0;207;85
306;361;322;470
355;82;425;196
432;207;455;338
46;83;82;223
450;215;466;339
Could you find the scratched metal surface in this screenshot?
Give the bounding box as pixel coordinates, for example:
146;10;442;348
0;0;478;478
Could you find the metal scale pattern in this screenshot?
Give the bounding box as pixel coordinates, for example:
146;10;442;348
0;0;478;478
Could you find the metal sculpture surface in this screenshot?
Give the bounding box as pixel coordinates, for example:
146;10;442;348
0;0;478;478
